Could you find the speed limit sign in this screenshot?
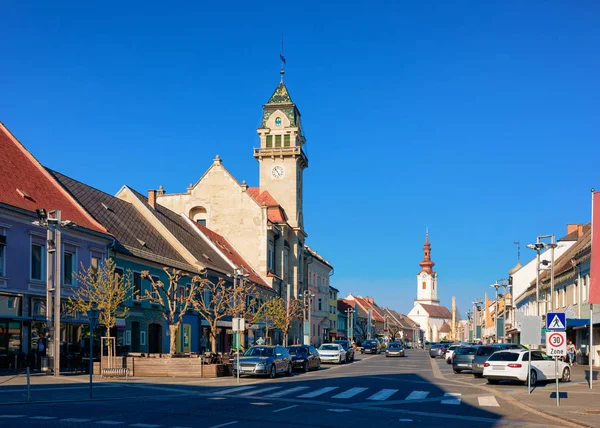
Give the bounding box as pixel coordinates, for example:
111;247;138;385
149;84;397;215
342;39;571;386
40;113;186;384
546;331;567;357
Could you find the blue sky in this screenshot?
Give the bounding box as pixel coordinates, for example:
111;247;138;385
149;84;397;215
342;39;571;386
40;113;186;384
2;1;599;316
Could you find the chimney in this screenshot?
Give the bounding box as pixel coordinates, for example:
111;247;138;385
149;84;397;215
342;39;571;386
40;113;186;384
578;224;584;237
148;189;157;209
567;223;581;235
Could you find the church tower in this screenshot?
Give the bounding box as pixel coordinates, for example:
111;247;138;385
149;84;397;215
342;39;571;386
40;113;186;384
415;231;440;305
254;72;308;234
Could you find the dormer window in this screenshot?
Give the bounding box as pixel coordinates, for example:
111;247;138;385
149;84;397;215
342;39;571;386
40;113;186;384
190;206;207;226
275;117;282;126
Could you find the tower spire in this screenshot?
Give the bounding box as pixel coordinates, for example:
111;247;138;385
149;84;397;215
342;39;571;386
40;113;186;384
279;34;286;82
419;230;435;274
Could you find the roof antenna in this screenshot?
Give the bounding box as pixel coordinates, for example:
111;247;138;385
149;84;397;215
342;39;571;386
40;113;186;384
280;33;286;82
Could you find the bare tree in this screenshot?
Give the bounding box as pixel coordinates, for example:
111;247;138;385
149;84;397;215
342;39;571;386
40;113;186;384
268;297;303;346
354;318;369;343
388;324;401;341
141;268;204;355
68;258;134;361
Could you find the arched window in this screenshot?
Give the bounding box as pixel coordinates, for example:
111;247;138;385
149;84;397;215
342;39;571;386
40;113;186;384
189;206;207;226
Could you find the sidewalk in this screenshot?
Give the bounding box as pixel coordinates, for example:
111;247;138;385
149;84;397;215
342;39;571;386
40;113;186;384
510;364;599;428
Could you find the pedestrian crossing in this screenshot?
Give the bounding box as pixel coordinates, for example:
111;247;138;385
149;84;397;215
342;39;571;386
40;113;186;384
214;385;499;407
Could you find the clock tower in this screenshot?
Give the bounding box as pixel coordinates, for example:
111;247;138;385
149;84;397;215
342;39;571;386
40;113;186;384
415;231;440;306
254;77;308;233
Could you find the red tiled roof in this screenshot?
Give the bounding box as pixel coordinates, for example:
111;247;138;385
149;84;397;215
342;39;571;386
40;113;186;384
439;322;452;333
353;296;385;322
0;123;107;234
194;223;269;289
247;187;288;224
419;303;452;319
337;300;353;313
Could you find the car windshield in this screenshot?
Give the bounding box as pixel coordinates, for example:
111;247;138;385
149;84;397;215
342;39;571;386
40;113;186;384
334;341;349;349
449;345;461;350
488;352;520;362
364;340;378;346
287;347;308;355
388;342;402;348
455;347;477;355
244;347;273;357
319;344;339;351
476;346;498;356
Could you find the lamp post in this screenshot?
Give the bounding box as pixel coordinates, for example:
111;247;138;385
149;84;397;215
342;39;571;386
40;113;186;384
86;302;100;399
466;310;473;342
303;290;315;345
345;308;354;342
231;268;249;384
34;208;76;377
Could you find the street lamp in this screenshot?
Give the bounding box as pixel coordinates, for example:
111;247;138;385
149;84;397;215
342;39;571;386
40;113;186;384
230;268;249;384
345;308;354;342
303;290;315;345
86;302;100;399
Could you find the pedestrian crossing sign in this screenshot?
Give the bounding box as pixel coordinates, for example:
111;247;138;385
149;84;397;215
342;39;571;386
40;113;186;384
546;312;566;330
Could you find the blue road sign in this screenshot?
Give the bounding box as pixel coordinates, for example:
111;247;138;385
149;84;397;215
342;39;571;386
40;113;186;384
547;312;566;330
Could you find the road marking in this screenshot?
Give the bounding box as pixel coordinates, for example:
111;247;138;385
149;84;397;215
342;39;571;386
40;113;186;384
332;387;368;399
238;386;281;396
208;397;227;400
367;388;399;401
399;419;414;422
215;386;256;395
477;396;499;407
405;391;430;400
298;387;338;398
130;424;162;427
250;402;271;406
29;416;57;420
208;422;238;428
266;386;309;397
273;405;298;413
441;393;461;405
0;415;25;418
96;422;124;425
0;384;117;393
62;418;91;422
327;409;351;412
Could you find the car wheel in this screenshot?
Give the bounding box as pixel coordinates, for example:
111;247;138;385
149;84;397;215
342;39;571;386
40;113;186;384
473;373;483;378
286;363;292;376
529;370;537;386
453;369;461;374
488;379;500;385
561;367;570;382
446;359;451;364
317;360;321;370
269;364;276;379
430;356;435;359
303;362;309;373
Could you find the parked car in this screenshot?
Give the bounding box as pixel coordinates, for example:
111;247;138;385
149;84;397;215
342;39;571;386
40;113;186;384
483;349;570;386
333;340;355;362
472;344;527;378
425;341;436;351
429;343;448;359
361;339;381;354
286;345;321;372
318;343;347;364
231;345;292;378
445;344;463;364
385;342;405;357
405;341;413;349
452;346;478;373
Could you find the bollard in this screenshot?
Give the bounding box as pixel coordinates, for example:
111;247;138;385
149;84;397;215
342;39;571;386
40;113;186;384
26;367;31;403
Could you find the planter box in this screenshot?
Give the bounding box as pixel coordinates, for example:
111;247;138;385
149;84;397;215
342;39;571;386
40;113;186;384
127;357;229;378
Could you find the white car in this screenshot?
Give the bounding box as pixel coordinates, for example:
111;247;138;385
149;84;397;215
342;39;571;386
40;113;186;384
318;343;347;364
483;349;571;386
445;344;462;364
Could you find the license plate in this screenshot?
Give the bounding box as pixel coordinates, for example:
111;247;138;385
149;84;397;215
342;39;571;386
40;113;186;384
458;364;468;367
493;366;503;370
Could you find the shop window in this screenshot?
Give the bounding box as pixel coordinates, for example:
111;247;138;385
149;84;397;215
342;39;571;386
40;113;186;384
31;243;44;281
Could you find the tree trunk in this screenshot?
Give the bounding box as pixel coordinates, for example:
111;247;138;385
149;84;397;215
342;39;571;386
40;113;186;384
283;333;288;346
210;324;218;353
169;324;179;355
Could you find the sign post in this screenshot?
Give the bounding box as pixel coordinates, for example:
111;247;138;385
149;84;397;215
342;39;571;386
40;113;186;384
520;315;542;395
232;317;245;384
547;312;567;407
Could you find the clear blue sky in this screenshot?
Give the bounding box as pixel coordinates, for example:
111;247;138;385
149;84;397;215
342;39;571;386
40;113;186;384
2;1;599;316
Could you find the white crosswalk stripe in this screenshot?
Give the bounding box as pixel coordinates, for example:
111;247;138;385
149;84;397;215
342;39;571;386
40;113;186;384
441;392;461;405
29;416;57;420
298;386;338;398
332;387;368;399
215;386;257;395
239;386;282;396
0;415;25;418
367;389;399;401
478;396;499;407
405;390;430;400
266;386;310;397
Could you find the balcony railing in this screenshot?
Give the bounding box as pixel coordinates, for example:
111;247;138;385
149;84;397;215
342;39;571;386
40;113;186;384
254;146;307;158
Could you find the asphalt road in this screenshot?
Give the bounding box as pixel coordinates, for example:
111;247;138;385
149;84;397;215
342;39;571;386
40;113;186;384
0;349;568;427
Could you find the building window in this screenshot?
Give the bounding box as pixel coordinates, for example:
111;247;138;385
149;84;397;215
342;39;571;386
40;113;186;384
0;236;5;277
268;247;274;272
275;135;282;148
318;298;322;311
284;135;290;147
284;251;289;280
573;282;578;304
31;243;44;281
63;251;76;285
140;330;146;346
266;135;273;148
133;272;142;301
422;281;426;290
561;288;566;307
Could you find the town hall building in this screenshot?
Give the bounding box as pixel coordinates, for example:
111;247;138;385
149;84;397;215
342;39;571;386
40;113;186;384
407;232;453;342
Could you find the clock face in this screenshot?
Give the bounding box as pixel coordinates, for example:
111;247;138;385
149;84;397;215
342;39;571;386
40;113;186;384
272;166;284;178
275;117;282;127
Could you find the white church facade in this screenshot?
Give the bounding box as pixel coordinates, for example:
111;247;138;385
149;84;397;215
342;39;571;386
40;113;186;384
407;233;453;342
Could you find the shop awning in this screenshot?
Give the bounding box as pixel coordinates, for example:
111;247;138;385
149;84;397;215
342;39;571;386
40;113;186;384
568;318;589;328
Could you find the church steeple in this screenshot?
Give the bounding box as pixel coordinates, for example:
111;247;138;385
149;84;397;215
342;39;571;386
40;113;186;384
419;231;436;274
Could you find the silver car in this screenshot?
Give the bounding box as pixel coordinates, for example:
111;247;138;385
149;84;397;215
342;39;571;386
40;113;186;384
232;345;292;378
385;342;405;357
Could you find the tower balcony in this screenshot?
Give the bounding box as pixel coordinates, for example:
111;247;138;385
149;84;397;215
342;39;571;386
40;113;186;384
254;146;308;168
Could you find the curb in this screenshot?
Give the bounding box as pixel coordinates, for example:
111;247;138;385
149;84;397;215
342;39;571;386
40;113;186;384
429;357;588;428
0;396;127;407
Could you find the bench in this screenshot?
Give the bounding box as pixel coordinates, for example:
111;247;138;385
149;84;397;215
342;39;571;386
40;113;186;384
101;367;130;380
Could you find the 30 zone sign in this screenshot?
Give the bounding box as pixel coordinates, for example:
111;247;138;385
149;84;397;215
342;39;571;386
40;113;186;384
546;331;567;357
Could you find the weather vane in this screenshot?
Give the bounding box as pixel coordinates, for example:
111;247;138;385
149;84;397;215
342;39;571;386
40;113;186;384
280;34;286;82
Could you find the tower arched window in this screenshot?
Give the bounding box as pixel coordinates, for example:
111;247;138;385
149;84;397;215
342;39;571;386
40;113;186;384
189;206;207;226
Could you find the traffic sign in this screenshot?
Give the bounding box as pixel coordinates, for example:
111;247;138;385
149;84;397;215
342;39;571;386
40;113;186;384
547;312;566;330
232;317;245;332
546;331;566;357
